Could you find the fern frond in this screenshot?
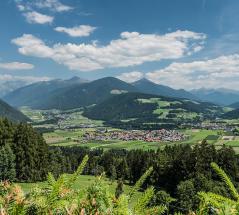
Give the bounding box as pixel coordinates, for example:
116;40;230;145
198;191;236;207
211;162;239;201
129;166;153;199
47;172;56;186
144;205;167;215
134;187;155;214
67;155;89;189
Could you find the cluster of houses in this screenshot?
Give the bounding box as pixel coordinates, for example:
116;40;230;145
182;122;234;131
83;129;185;142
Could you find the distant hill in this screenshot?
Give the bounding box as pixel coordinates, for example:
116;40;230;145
229;101;239;109
222;109;239;119
83;92;223;129
4;77;137;110
3;77;89;108
0;99;29;122
190;88;239;106
0;80;31;98
133;78;197;100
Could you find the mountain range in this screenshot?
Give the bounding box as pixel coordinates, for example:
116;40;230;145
3;76;239;111
3;77;199;110
190;88;239;106
2;76;239;123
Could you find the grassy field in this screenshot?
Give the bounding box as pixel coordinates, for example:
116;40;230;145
18;175;140;205
20;107;45;122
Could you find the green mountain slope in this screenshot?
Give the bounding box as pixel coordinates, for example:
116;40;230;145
83;92;223;129
133;78;197;100
3;77;88;108
4;77;138;110
0;99;29;122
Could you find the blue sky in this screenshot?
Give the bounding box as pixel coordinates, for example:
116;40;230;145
1;0;239;89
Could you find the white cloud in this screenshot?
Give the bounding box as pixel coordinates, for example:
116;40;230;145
0;62;34;70
12;34;54;57
0;74;51;83
54;25;97;37
17;4;26;11
146;54;239;90
24;11;54;24
35;0;73;12
12;30;206;72
117;71;144;83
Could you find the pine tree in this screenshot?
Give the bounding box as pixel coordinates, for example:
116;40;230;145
0;144;16;181
12;123;48;182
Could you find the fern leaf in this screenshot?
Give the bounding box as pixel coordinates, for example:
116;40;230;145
129;167;153;199
211;162;239;201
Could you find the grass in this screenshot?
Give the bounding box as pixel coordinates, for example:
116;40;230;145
137;98;200;120
20;107;45;122
18;175;141;205
182;129;220;145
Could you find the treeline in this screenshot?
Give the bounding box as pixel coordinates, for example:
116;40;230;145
49;142;239;212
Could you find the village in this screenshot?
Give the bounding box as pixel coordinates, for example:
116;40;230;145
83;129;186;142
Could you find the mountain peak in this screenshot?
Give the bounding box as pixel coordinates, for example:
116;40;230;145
67;76;88;84
133;78;155;85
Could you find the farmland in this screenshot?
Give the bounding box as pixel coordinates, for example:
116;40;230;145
21;107;239;153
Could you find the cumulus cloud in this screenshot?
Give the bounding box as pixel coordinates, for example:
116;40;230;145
34;0;73;12
12;30;206;71
117;71;144;82
0;62;34;70
54;25;97;37
15;0;72;13
24;11;54;24
146;54;239;90
12;34;54;58
15;0;71;25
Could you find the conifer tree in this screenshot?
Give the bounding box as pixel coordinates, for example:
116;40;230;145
0;144;16;181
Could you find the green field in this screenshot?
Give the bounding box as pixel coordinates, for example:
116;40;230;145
45;128;239;153
18;175;140;205
22;108;239;153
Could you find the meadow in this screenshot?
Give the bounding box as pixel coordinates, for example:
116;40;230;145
18;175;141;205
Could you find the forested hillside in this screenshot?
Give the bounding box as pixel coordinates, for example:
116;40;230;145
0;99;29;122
84;92;223;129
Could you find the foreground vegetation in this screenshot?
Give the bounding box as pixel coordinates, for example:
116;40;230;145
2;118;239;213
1;155;239;214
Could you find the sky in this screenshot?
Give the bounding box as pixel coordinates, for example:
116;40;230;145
1;0;239;89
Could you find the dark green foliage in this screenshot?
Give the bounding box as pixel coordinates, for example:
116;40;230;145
12;123;49;182
0;118;49;182
176;180;197;212
222;108;239;119
83;92;223;129
50;141;239;213
0;99;29;122
0;144;16;181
